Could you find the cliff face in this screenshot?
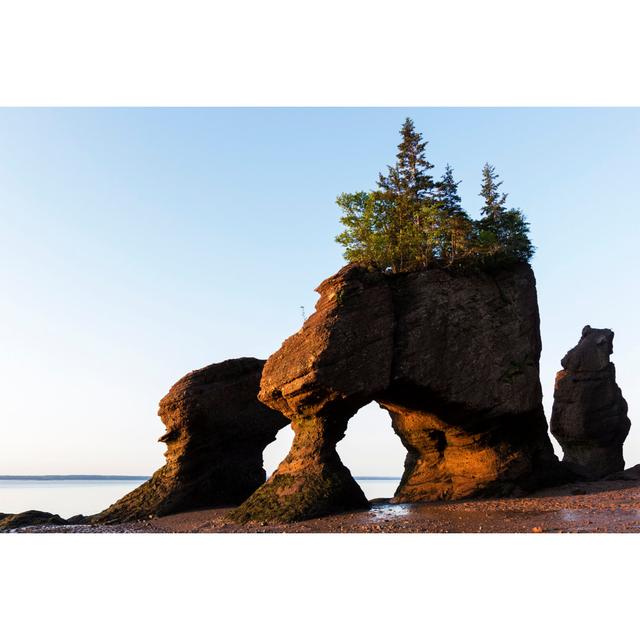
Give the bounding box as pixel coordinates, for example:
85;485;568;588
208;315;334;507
95;358;289;523
232;263;561;523
551;326;631;479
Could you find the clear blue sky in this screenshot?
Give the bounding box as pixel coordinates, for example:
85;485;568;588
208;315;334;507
1;108;638;477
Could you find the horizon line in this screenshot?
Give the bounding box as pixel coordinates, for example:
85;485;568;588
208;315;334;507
0;474;402;481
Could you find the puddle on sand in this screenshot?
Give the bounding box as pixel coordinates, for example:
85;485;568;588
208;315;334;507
559;510;583;523
370;503;412;520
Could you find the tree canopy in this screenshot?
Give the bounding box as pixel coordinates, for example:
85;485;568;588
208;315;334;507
335;118;534;272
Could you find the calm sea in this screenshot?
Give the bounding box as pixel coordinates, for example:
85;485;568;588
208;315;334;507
0;476;400;519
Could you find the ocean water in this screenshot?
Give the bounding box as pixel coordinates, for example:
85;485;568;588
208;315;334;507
356;477;400;501
0;477;400;519
0;479;148;519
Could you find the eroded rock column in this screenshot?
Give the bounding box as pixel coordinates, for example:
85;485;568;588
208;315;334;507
231;412;367;523
551;326;631;479
94;357;288;523
384;263;561;502
383;403;556;501
231;265;394;523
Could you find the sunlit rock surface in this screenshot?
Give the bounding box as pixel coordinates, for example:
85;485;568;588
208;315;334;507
232;263;561;523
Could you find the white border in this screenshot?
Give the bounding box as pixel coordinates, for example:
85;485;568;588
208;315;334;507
1;534;639;639
1;1;639;637
0;0;638;106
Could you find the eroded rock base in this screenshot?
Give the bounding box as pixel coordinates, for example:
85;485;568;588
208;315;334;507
231;416;368;523
95;358;289;523
384;404;561;502
551;326;631;480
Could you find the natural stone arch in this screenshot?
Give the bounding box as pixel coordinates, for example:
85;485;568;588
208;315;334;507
336;401;406;499
262;420;295;478
232;263;562;524
377;393;551;503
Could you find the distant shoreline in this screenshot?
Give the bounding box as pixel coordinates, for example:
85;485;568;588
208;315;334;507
0;475;400;482
0;475;150;481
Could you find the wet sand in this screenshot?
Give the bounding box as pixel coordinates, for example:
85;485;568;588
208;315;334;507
18;474;640;533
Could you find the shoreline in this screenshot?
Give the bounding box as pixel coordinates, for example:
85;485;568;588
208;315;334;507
12;473;640;534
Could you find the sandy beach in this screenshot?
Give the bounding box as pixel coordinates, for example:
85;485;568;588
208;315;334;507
16;474;640;534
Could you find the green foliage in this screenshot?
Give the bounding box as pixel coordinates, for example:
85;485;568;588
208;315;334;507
476;162;535;266
335;120;535;273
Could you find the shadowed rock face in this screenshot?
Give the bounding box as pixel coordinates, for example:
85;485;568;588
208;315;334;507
0;510;67;532
232;263;561;524
551;326;631;480
94;358;289;523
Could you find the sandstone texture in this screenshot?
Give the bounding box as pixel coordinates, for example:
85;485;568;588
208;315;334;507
95;358;288;523
232;263;561;523
551;326;631;479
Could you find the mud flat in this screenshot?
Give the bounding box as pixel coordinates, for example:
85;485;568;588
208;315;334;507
13;474;640;534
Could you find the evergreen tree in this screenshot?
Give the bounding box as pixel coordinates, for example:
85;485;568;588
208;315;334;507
375;118;436;271
479;162;508;221
499;208;535;262
335;120;535;273
433;165;473;265
377;118;435;200
477;163;534;264
436;164;463;215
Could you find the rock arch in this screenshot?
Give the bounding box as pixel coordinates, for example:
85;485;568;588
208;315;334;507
336;402;406;499
232;263;561;523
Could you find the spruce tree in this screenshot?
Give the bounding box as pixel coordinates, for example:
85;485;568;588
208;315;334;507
335;120;535;273
375;118;436;271
499;208;535;262
433;164;472;265
377;118;435;200
477;163;534;264
436;164;463;214
479;163;508;221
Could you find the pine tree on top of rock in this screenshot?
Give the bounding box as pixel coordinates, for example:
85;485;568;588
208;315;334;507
374;117;438;272
479;162;508;220
431;164;474;266
335;119;535;273
376;117;436;200
477;163;535;265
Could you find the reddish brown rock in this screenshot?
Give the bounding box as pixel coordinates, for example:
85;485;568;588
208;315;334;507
550;326;631;480
95;358;288;523
232;267;393;523
232;263;561;524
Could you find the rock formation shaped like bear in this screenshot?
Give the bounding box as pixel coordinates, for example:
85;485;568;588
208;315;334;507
232;263;561;524
95;358;289;523
550;326;631;479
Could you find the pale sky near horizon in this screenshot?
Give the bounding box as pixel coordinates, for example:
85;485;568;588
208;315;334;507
1;108;638;479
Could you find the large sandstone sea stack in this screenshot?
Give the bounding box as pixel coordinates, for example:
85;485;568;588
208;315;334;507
551;326;631;479
232;262;562;523
94;358;288;522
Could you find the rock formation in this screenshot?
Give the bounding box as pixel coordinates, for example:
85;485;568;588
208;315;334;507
0;510;67;532
550;326;631;479
94;358;289;523
232;262;561;523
